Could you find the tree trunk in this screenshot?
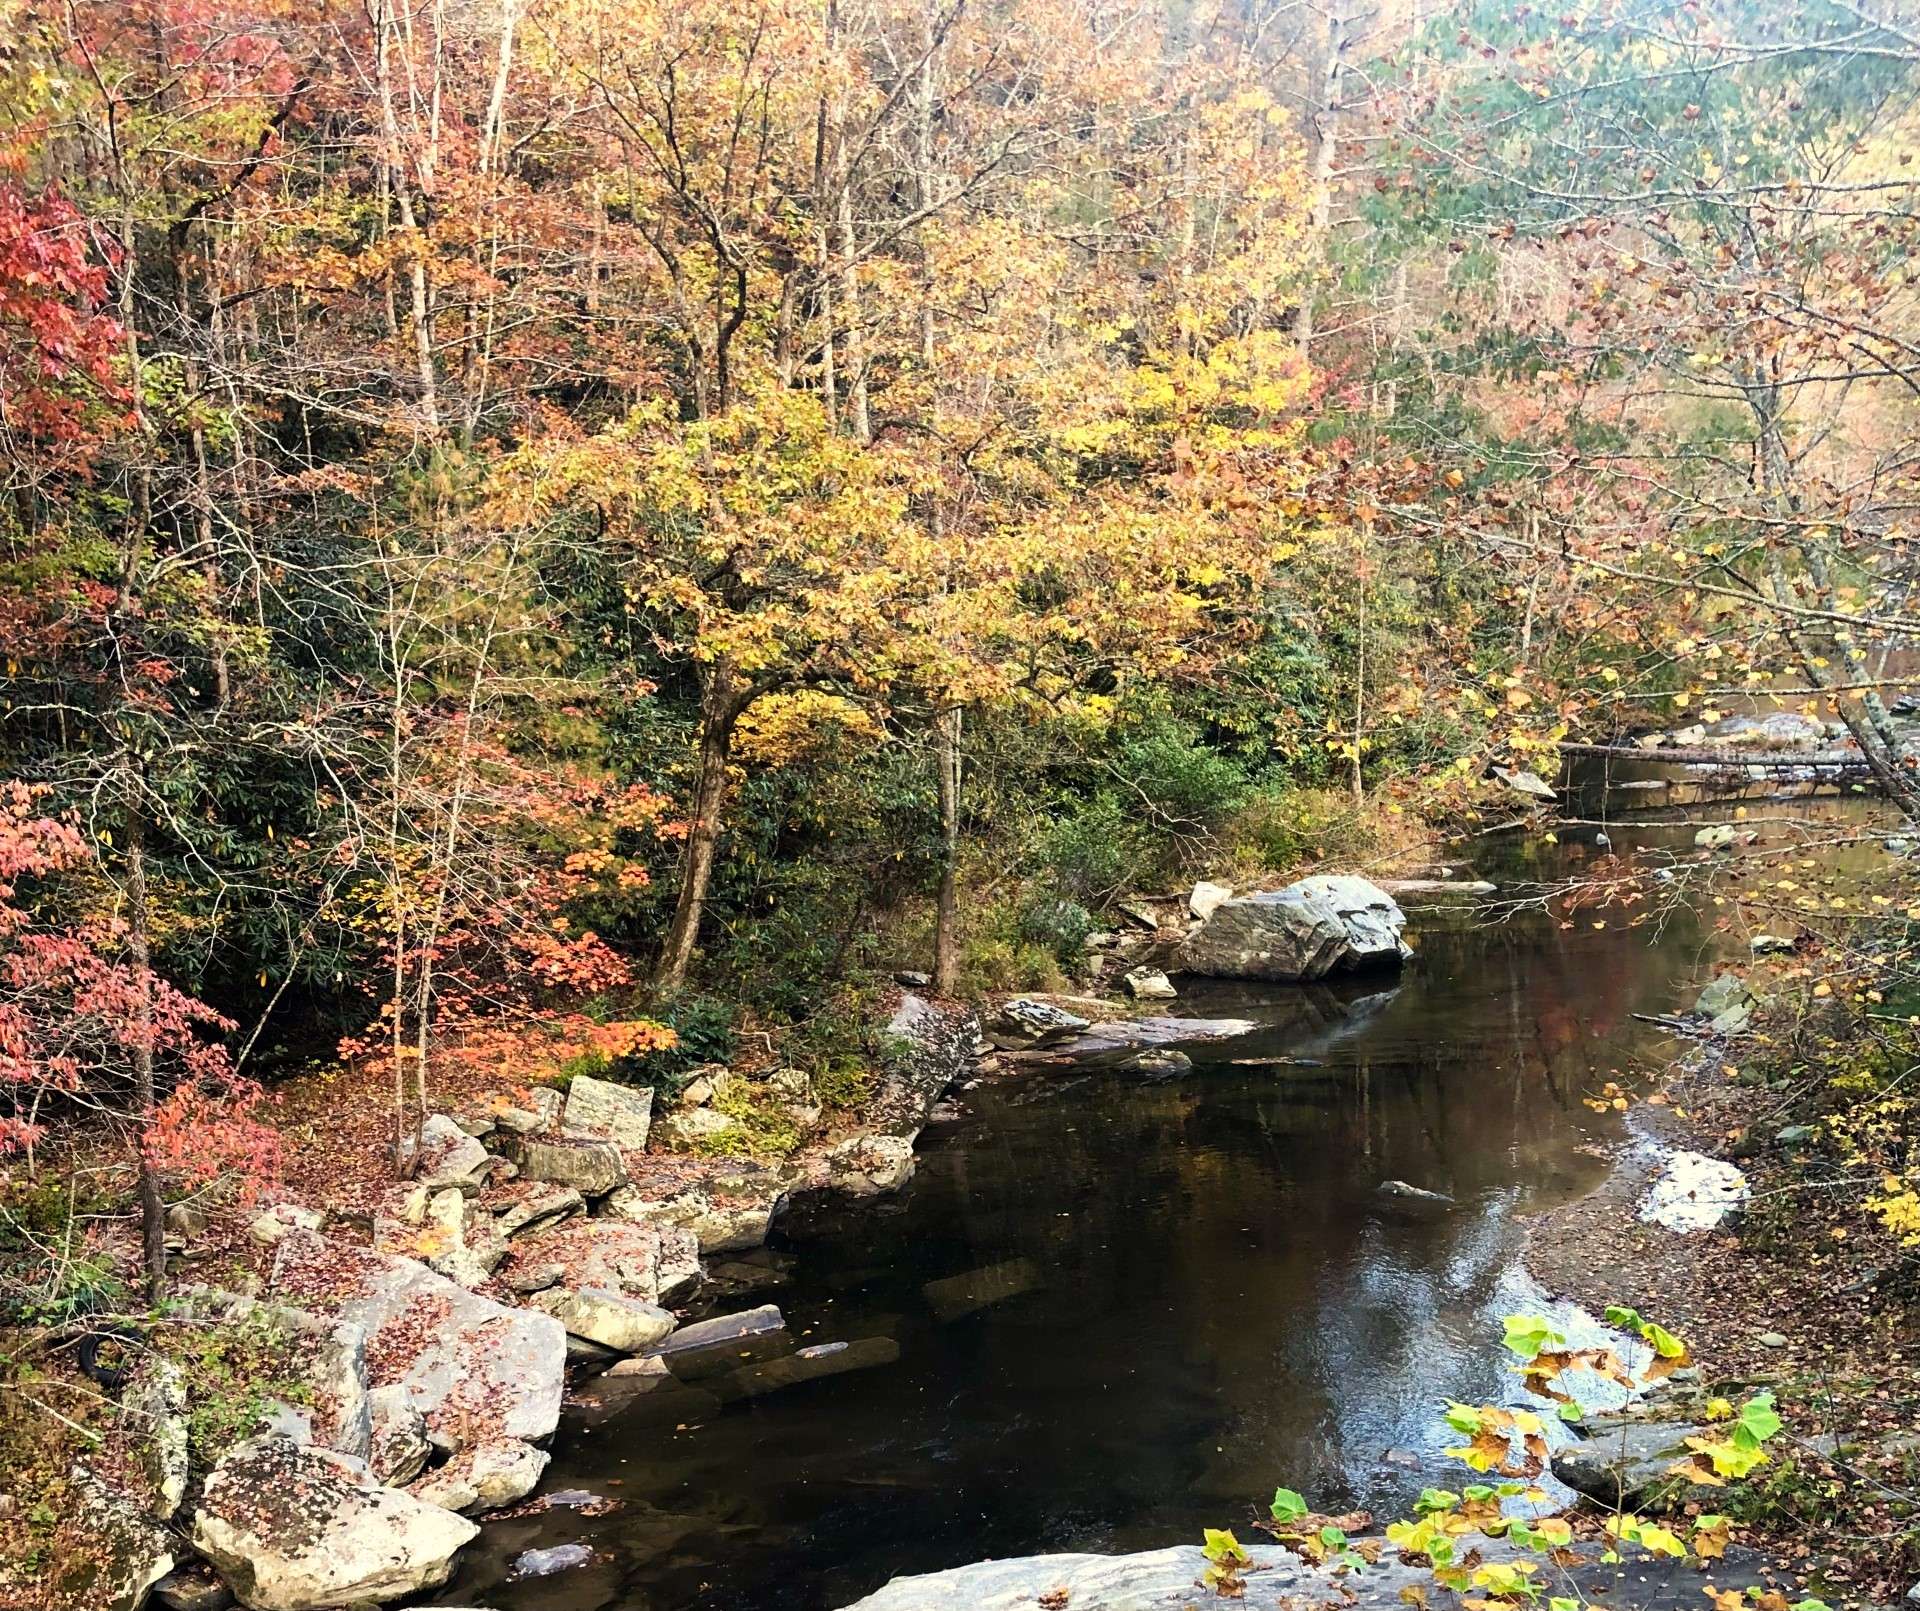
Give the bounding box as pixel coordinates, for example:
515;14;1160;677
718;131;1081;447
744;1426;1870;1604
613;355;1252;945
1298;6;1347;358
932;704;962;995
658;660;745;992
123;797;168;1303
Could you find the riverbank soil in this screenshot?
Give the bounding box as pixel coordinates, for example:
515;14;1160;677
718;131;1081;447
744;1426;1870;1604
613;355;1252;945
1528;1045;1920;1605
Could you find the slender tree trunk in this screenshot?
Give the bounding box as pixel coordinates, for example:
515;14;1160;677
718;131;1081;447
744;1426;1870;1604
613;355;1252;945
123;796;167;1303
932;704;962;995
658;659;745;991
1298;6;1347;358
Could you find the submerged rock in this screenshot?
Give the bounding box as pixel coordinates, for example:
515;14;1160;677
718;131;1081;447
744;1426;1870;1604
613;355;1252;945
1180;874;1411;982
191;1434;477;1610
510;1543;595;1579
1117;1048;1192;1079
923;1258;1041;1321
1377;1179;1454;1206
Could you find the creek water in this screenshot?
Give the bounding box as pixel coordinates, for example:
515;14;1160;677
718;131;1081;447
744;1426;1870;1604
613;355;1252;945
431;819;1799;1611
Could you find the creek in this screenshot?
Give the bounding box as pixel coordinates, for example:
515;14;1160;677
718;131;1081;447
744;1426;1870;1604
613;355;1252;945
430;808;1875;1611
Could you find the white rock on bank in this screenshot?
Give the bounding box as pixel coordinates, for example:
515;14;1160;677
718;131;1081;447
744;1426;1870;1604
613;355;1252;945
191;1435;477;1610
1640;1148;1749;1232
1187;880;1234;921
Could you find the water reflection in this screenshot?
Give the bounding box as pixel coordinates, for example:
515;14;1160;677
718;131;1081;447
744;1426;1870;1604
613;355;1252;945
437;885;1709;1611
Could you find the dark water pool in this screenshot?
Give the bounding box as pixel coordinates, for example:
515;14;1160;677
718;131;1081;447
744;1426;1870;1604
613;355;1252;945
433;853;1724;1611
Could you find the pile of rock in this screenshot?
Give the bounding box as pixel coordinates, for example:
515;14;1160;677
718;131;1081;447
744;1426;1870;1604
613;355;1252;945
109;990;982;1611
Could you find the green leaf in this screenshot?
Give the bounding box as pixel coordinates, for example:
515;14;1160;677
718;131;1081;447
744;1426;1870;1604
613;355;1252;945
1444;1402;1484;1434
1318;1524;1347;1547
1269;1486;1309;1523
1414;1487;1460;1515
1502;1312;1562;1360
1736;1390;1782;1446
1645;1322;1687;1359
1201;1527;1248;1567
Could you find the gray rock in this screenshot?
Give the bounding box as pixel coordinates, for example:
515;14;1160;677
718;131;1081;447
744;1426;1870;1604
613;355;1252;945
503;1260;566;1295
1551;1417;1705;1506
152;1563;232;1611
366;1385;431;1486
490;1181;584;1238
893;970;932;987
1775;1124;1817;1147
270;1230;566;1453
604;1182;783;1255
1188;880;1234;921
1121;966;1178;1000
1695;823;1739;850
531;1287;677;1353
1038;1015;1257;1064
407;1114;493;1192
123;1359;189;1520
1694;972;1759;1033
504;1136;627;1197
408;1437;549;1515
561;1075;655;1150
493;1088;563;1135
1749;933;1795;954
508;1216;698;1307
837;1542;1470;1611
869;993;980;1135
654;1106;739;1150
1180;874;1411;981
249;1203;325;1245
73;1466;176;1611
1758;1331;1789;1349
164;1200;209;1242
985;997;1092;1049
191;1435;477;1610
825;1133;916;1197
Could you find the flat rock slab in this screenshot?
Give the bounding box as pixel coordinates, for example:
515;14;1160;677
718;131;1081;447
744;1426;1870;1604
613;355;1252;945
839;1538;1777;1610
648;1303;786;1356
270;1229;565;1451
1020;1015;1258;1066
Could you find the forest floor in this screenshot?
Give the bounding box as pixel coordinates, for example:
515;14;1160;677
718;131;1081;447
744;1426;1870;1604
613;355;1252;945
1527;1043;1920;1607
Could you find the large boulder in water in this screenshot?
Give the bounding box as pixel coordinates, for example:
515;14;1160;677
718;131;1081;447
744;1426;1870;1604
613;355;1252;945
1179;874;1411;981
